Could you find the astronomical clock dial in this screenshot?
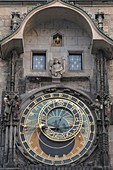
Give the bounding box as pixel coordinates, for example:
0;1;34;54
19;93;95;166
38;98;83;141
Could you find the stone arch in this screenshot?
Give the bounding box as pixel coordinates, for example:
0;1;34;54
22;1;93;39
1;0;113;59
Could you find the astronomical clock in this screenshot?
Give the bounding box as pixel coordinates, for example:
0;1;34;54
18;86;96;167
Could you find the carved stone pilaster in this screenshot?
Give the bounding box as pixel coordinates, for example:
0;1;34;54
95;56;101;93
0;115;3;167
95;50;111;169
2;50;20;168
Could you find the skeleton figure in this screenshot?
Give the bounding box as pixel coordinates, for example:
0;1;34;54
49;58;65;78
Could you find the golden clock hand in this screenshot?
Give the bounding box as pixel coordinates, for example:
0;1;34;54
39;123;48;130
47;126;57;130
23;125;37;130
57;111;66;126
23;124;36;128
40;124;57;130
23;123;42;131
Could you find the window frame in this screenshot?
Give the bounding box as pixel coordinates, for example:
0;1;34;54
31;51;46;71
68;52;82;71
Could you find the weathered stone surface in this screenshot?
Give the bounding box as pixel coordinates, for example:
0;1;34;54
109;125;113;167
0;1;113;169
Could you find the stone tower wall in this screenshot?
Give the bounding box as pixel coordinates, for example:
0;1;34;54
0;2;113;168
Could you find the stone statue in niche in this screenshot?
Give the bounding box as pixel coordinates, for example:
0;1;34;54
49;58;65;78
12;95;20;120
4;95;11;121
93;99;101;120
4;94;20;121
91;95;101;120
104;95;112;119
11;11;20;30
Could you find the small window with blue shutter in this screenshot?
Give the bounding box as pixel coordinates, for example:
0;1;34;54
32;52;46;71
68;53;82;71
